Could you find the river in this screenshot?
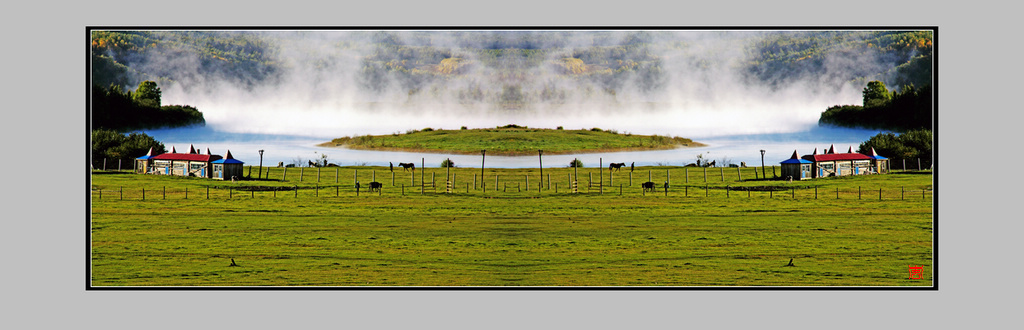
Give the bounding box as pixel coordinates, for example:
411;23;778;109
139;125;884;169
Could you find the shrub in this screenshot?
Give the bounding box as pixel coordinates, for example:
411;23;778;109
591;127;602;132
461;126;468;130
422;127;434;132
557;126;563;130
569;159;584;168
440;159;456;168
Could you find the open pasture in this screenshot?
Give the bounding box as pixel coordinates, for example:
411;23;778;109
90;166;933;286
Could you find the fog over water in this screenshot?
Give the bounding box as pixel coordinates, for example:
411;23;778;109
136;30;900;167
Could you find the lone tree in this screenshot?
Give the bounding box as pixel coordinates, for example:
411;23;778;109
862;80;891;108
132;80;162;108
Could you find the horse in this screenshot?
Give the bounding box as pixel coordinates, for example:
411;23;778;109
707;160;716;167
308;160;317;167
609;163;626;172
641;181;656;193
398;163;415;171
368;182;383;192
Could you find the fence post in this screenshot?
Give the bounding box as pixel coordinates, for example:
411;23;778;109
283;167;287;181
295;186;298;198
185;187;188;199
727;186;730;198
207;187;209;199
703;167;707;183
720;167;724;182
685;168;688;183
163;186;165;199
902;186;904;200
814;186;817;199
142;188;145;201
620;184;623;196
879;188;882;200
836;187;839;199
318;167;321;183
737;166;741;181
229;187;232;199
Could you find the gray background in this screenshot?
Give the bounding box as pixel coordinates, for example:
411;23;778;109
3;0;1010;328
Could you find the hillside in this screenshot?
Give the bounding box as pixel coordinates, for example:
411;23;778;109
90;30;933;111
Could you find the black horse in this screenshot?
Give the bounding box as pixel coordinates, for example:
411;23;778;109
398;163;415;171
368;182;383;192
641;181;656;193
707;160;716;167
609;163;626;172
308;160;317;167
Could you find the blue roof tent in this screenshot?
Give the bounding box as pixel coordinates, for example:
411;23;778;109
136;147;155;160
867;147;888;160
779;150;812;164
211;150;244;164
779;150;813;180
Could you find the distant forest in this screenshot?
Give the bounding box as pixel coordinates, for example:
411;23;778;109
90;30;933;110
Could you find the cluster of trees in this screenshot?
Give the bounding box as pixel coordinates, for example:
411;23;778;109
858;129;932;169
92;81;205;132
818;80;932;132
92;129;165;170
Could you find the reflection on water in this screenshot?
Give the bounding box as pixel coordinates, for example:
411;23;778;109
141;125;883;169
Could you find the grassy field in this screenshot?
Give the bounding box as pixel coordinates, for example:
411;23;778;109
90;165;933;287
321;126;702;156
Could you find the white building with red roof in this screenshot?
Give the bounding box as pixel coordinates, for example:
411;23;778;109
136;144;244;179
780;144;889;179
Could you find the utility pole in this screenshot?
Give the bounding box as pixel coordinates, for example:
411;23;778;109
760;149;766;179
258;149;264;179
538;150;543;191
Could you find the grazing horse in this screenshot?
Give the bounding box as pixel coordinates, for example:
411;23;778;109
609;163;626;172
368;182;383;192
641;181;656;193
398;163;415;171
308;160;317;167
707;160;716;167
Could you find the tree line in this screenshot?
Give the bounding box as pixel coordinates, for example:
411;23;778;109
818;80;932;132
92;81;205;132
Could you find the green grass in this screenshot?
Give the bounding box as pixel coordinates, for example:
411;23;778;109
321;126;702;156
90;166;933;286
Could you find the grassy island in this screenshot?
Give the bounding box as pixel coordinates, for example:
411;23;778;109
320;125;703;156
